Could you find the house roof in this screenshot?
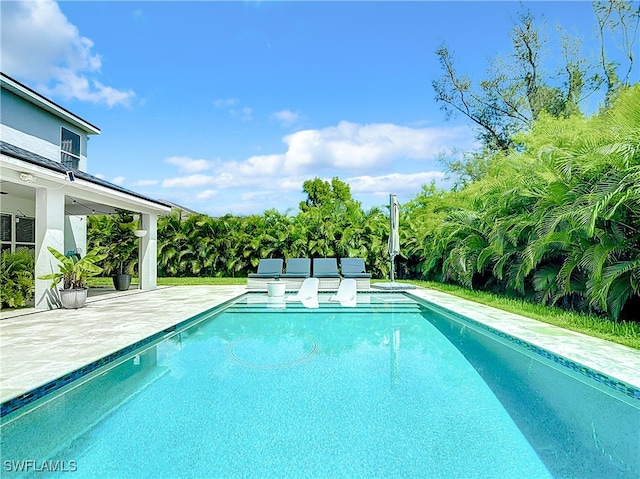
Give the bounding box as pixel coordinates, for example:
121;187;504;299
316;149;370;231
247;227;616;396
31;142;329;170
1;141;170;210
159;200;201;216
0;72;101;135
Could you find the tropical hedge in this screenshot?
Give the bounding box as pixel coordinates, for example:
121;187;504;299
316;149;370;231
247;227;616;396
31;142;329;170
401;86;640;321
155;178;391;279
87;87;640;322
0;248;35;309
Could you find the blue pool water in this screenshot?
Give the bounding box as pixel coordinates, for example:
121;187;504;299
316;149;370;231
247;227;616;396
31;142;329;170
2;293;638;478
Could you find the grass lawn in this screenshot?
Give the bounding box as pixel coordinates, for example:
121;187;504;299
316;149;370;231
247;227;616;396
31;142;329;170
87;276;640;350
89;277;246;287
407;280;640;350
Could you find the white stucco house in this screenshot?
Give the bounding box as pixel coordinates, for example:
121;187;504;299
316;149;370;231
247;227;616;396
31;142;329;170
0;72;171;308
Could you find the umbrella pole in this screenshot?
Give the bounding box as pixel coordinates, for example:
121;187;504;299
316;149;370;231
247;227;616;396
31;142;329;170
389;193;397;283
390;253;395;282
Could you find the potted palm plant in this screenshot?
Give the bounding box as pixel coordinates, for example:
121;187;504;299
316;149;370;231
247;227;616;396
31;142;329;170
39;246;107;309
89;211;139;291
109;212;139;291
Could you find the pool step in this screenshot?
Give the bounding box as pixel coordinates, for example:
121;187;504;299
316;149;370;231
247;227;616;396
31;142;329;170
224;301;423;315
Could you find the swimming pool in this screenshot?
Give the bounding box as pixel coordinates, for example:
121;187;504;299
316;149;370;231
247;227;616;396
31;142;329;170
1;292;638;478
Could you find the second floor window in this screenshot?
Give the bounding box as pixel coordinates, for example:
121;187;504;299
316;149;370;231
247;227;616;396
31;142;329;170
61;127;80;169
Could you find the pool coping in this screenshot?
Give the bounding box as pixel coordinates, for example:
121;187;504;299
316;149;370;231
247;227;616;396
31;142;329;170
1;285;639;417
406;289;640;392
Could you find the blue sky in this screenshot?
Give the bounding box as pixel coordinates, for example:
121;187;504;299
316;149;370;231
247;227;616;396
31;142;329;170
2;1;608;216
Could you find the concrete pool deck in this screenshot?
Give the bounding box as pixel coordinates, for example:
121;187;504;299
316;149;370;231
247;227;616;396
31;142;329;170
1;285;639;405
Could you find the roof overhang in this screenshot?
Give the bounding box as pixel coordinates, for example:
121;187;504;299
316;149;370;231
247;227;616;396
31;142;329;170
1;151;170;216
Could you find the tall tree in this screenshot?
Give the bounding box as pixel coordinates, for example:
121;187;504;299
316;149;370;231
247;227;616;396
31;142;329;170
593;0;640;105
416;85;640;320
299;177;360;212
433;9;555;152
433;2;639;157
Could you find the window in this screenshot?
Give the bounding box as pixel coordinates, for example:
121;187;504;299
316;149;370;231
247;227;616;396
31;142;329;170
1;213;36;252
1;213;11;241
16;216;35;244
1;214;11;248
61;127;81;169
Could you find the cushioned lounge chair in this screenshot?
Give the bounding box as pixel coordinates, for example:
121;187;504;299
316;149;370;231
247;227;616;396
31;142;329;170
247;258;284;290
281;258;311;277
329;279;357;307
281;258;311;290
312;258;341;291
340;258;372;290
248;258;284;278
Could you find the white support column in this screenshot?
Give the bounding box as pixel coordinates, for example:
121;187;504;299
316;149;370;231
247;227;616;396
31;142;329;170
138;213;158;290
34;187;66;309
64;215;87;255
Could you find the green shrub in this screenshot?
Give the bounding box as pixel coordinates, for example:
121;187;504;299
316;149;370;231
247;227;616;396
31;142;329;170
1;249;35;309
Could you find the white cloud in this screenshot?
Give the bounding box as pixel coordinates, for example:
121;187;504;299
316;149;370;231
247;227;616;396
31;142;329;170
0;0;134;107
271;109;300;127
157;121;471;205
213;98;252;121
162;154;288;190
0;0;98;81
282;121;473;174
165;156;213;173
275;177;304;191
348;172;446;196
234;106;253;121
129;179;159;187
196;189;218;200
162;174;220;188
111;176;126;185
46;71;135;108
199;121;470;188
233;154;286;179
213;98;238;108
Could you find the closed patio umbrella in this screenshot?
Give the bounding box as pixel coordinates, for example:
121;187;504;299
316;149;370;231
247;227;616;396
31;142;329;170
373;194;414;290
388;194;400;282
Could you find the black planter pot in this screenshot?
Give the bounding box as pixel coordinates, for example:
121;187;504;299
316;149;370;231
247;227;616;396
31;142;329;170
112;274;132;291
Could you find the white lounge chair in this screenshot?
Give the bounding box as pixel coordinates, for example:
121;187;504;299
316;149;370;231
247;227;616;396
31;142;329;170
286;277;319;302
300;296;319;309
329;279;357;307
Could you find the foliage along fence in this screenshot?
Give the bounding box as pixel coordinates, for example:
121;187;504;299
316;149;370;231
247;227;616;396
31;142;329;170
400;86;640;321
87;86;640;321
0;248;35;309
155;204;392;279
